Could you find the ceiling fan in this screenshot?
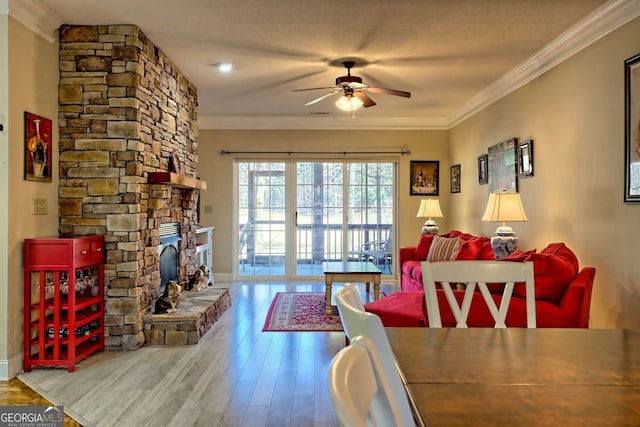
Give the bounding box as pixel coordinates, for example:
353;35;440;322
292;61;411;110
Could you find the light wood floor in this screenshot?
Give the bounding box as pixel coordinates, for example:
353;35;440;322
8;280;396;427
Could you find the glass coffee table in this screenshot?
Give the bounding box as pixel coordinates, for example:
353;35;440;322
322;261;382;316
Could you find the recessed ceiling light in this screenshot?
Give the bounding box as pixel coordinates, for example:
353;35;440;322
214;62;234;73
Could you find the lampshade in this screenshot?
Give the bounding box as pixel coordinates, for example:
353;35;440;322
335;95;364;112
416;199;443;235
482;191;527;259
481;192;528;224
417;199;443;219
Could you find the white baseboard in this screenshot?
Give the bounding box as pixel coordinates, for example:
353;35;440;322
0;352;23;380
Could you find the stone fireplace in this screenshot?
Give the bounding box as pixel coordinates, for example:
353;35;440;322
57;25;201;350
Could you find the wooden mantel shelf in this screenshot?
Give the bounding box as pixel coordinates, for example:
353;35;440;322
148;172;207;190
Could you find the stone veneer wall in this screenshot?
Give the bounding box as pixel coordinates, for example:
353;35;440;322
57;25;200;351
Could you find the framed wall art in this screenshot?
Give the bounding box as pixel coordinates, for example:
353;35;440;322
488;137;518;193
450;164;461;193
625;53;640;202
518;139;534;178
24;112;53;183
410;160;439;196
478;154;488;184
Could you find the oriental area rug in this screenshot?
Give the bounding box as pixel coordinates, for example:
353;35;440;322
262;292;344;332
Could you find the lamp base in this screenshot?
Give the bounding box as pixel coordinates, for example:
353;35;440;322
421;220;439;235
491;226;518;260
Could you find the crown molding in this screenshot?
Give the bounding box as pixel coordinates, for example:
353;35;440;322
197;115;449;130
6;0;62;43
11;0;639;130
448;0;640;127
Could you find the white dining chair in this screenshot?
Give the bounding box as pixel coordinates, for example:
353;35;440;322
329;335;412;427
335;284;421;426
421;260;536;328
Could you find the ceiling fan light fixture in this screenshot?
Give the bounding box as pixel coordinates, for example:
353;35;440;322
335;94;363;112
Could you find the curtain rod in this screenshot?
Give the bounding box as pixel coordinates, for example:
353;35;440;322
220;149;411;155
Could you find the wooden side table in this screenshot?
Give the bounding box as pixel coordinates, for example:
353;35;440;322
322;261;381;316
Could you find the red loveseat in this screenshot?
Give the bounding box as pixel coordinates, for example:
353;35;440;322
390;231;595;328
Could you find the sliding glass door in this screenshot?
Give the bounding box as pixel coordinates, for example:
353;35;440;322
237;160;395;279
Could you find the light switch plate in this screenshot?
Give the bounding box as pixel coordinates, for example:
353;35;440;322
33;198;47;215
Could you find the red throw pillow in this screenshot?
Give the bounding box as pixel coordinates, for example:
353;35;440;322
513;243;579;303
483;249;536;293
478;240;496;260
415;234;436;260
500;249;536;262
448;230;476;241
455;238;485;260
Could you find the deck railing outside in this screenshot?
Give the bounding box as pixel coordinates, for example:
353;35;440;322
239;222;393;275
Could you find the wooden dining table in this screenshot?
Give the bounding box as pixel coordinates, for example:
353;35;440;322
386;327;640;426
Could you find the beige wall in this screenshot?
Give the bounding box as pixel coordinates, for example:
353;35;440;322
449;16;640;328
197;17;640;330
0;14;8;375
1;17;59;378
197;129;449;279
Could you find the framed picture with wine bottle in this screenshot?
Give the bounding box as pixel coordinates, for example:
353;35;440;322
24;112;53;182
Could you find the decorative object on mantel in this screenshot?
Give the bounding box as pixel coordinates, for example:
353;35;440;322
518;140;534;178
170;150;182;174
416;199;443;235
488;138;518;193
482;191;528;259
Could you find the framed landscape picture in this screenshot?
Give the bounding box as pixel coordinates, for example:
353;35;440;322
410;160;439;196
488;137;518;193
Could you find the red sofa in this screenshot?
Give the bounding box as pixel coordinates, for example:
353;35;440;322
392;231;595;328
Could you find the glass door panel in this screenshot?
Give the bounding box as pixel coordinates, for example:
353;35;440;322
296;162;343;276
237;160;395;278
238;162;286;277
347;163;394;274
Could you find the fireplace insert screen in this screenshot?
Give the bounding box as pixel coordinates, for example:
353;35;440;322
159;242;179;292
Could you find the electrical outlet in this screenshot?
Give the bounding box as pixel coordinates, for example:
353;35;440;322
33;198;47;215
204;205;213;214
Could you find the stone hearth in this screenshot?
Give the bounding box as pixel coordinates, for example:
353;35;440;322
143;288;231;345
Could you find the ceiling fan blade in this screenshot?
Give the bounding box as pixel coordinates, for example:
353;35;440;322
355;91;376;108
367;86;411;98
346;81;367;89
292;86;337;92
304;90;339;106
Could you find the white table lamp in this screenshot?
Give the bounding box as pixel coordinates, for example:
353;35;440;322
482;191;527;259
417;199;443;235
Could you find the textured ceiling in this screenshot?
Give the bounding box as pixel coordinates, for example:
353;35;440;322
26;0;622;128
